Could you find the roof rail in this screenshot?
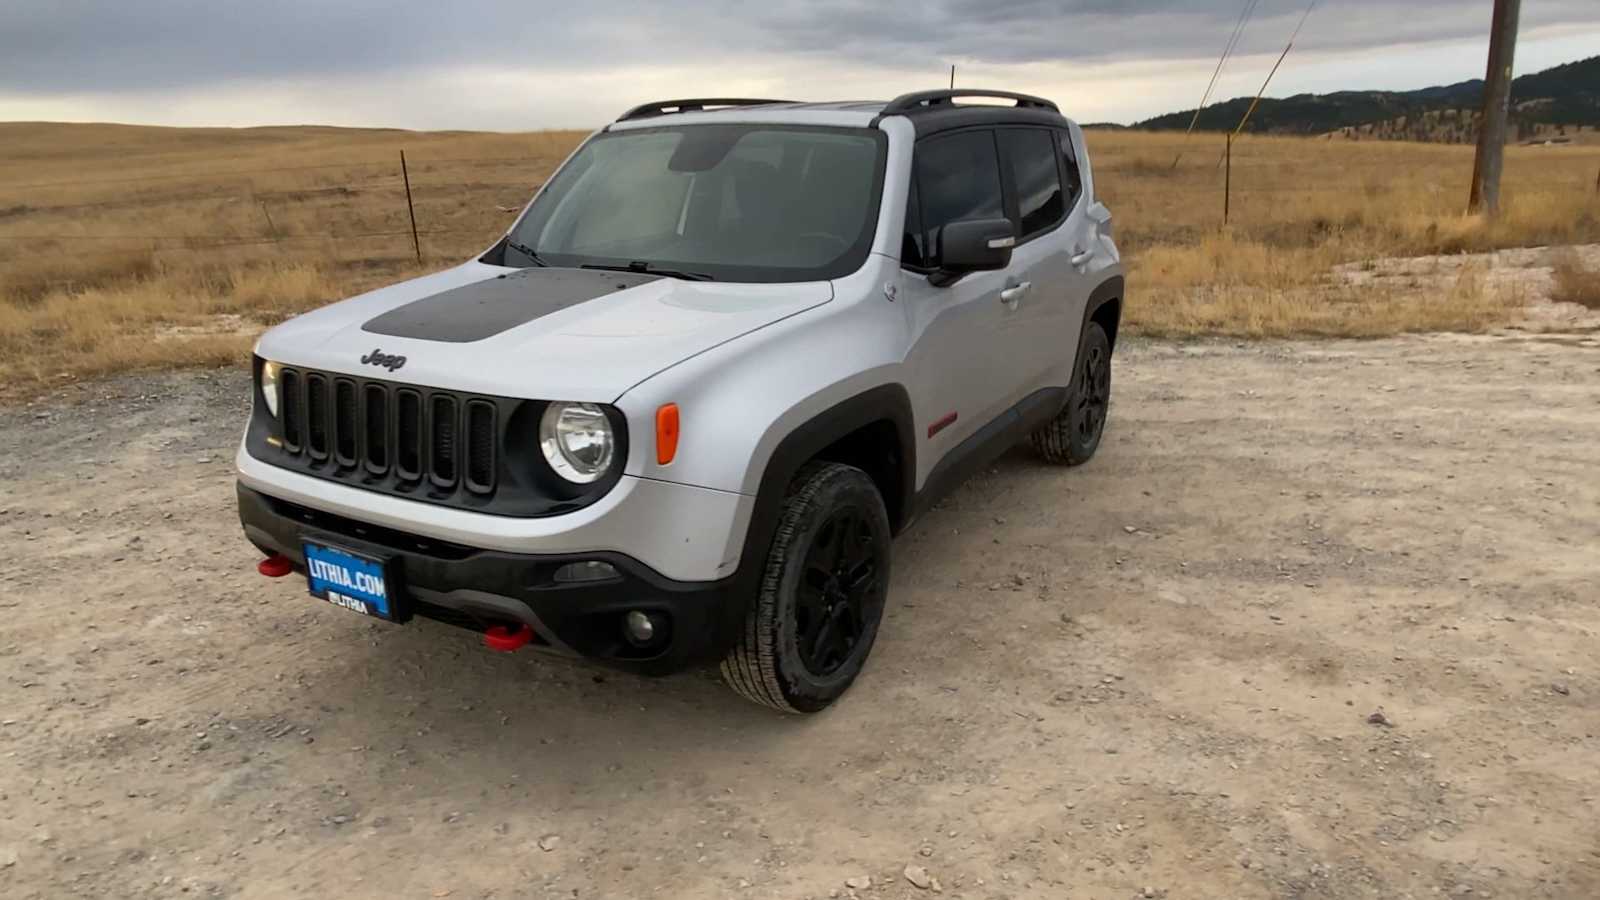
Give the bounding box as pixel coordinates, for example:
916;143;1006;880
880;89;1059;116
617;98;797;122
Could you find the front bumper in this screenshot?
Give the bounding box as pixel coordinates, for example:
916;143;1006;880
236;440;754;583
238;484;741;675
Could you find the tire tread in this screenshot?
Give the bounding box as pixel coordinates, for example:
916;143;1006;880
720;462;870;713
1031;322;1111;466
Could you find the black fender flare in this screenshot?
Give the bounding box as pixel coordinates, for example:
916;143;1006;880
715;383;915;648
1080;274;1125;349
744;382;916;548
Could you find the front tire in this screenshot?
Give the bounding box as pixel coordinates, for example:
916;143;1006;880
1031;321;1112;466
720;462;891;713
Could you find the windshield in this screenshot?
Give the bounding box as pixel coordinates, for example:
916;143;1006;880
504;124;887;283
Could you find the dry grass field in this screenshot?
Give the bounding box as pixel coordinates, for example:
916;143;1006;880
1550;246;1600;308
1;121;1598;394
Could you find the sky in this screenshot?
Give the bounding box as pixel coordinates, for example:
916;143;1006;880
1;1;1597;131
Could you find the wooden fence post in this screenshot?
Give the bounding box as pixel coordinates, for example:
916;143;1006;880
1224;133;1233;226
257;200;277;238
400;150;421;264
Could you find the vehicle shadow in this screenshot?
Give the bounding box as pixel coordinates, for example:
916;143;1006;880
268;443;1075;802
283;613;819;799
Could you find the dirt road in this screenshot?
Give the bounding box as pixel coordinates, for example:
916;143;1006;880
2;334;1597;900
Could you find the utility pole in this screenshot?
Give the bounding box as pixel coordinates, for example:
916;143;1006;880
1468;0;1520;217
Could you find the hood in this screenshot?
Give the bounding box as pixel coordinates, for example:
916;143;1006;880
254;262;833;401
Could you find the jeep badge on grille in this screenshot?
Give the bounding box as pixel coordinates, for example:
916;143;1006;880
360;348;407;371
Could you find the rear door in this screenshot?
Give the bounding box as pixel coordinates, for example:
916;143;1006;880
995;126;1093;397
898;128;1033;485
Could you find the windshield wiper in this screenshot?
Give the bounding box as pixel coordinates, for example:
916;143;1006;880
581;261;714;282
505;239;549;267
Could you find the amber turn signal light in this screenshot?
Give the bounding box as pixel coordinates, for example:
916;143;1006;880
655;403;680;465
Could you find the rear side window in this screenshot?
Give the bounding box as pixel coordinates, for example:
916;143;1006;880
999;128;1065;240
911;130;1005;268
1058;131;1084;209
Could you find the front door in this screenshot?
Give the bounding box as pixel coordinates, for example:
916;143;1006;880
898;128;1035;489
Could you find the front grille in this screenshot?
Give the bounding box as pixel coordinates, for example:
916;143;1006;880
306;373;330;460
250;359;623;518
272;367;501;499
430;395;459;488
280;369;302;451
363;384;388;473
333;378;358;466
465;400;497;493
395;389;423;480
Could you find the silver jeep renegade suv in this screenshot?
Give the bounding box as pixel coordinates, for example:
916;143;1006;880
237;90;1124;712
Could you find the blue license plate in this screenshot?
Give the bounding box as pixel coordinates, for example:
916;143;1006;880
303;541;397;620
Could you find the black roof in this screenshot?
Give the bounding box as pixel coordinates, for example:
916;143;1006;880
617;98;795;122
884;107;1070;137
881;89;1057;114
873;89;1068;135
612;90;1071;136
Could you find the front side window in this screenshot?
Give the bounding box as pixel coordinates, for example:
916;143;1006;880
505;125;886;283
912;130;1005;269
999;128;1065;240
902;175;926;267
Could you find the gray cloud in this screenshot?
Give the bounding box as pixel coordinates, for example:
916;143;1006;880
720;0;1595;67
1;1;1596;111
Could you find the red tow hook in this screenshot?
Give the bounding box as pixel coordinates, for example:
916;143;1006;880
484;623;534;653
257;554;293;578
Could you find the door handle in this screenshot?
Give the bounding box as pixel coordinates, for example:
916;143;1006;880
1070;249;1093;269
1000;281;1031;305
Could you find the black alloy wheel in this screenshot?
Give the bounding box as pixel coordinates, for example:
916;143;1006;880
721;462;891;713
1073;338;1111;444
1030;321;1113;466
794;507;884;677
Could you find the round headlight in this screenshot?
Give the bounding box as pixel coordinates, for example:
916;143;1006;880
260;361;281;417
540;402;615;484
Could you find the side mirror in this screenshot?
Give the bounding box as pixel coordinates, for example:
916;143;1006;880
1087;201;1113;237
933;218;1015;285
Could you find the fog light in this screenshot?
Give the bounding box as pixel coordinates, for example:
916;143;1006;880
624;610;657;645
553;560;618;584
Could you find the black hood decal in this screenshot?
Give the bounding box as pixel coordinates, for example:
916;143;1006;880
362;267;662;344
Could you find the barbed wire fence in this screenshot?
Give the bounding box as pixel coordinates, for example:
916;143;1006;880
0;150;556;262
1;143;1597;270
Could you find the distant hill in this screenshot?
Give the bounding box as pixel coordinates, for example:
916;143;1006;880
1135;55;1600;144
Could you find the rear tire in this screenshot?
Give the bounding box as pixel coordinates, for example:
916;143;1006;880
1031;321;1112;466
720;462;891;713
